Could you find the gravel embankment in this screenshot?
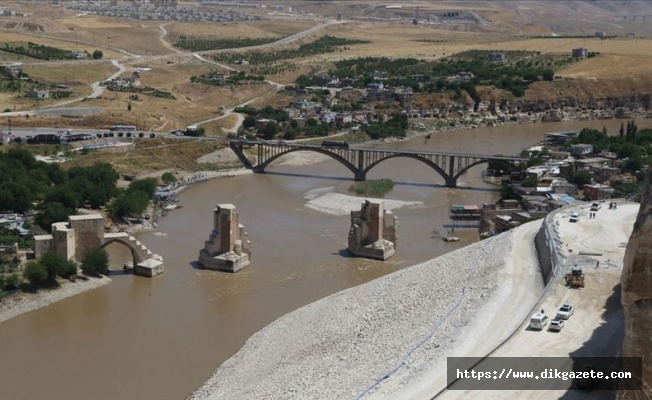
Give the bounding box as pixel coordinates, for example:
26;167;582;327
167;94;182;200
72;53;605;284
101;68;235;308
0;276;111;324
189;230;513;400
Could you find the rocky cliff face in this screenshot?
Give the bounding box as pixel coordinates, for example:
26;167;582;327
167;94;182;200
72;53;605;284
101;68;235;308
622;165;652;399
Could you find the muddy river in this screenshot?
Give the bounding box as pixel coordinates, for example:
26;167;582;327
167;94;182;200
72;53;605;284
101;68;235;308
0;120;646;400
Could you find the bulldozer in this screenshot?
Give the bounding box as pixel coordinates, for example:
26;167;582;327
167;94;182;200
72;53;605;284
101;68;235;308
565;265;585;288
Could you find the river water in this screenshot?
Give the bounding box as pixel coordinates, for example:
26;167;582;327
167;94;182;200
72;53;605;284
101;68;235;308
0;120;647;400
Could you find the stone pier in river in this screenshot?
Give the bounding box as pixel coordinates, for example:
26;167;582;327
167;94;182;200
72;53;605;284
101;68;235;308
198;204;251;272
348;199;397;260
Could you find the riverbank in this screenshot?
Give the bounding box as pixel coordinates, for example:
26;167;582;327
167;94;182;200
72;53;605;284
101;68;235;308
188;218;545;400
0;275;111;324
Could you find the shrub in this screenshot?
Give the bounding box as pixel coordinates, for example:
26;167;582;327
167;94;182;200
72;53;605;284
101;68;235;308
81;248;109;275
40;251;76;281
161;172;177;184
24;261;48;286
5;273;19;290
349;179;395;198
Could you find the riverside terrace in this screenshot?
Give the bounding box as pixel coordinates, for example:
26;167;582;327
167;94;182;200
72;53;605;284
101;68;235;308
229;140;528;187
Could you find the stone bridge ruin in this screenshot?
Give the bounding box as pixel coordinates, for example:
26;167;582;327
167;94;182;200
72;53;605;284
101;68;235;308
348;200;397;260
198;204;252;272
34;214;164;277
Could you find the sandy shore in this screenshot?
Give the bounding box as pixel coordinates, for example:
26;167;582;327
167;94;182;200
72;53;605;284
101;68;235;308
303;187;424;216
0;275;111;324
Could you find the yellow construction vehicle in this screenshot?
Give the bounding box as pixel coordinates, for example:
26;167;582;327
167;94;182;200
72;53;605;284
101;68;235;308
565;265;585;288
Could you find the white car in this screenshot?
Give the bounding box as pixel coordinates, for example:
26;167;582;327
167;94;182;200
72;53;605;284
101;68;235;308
590;202;601;211
557;304;574;319
569;212;580;223
549;319;564;332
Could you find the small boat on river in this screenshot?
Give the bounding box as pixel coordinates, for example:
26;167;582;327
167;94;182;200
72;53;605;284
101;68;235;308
442;236;460;242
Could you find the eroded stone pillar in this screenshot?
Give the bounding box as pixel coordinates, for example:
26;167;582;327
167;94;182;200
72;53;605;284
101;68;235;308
348;199;397;261
198;204;251;272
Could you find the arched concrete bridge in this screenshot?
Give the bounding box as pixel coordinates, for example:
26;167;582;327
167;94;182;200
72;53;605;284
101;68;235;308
229;141;528;187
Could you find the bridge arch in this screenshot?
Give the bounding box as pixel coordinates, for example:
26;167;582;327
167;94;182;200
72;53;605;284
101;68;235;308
101;237;142;269
452;159;521;183
362;154;453;185
255;147;362;179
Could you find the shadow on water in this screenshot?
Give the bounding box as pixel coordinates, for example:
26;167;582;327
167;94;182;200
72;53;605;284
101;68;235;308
264;171;499;193
559;283;626;400
106;269;134;276
190;261;204;270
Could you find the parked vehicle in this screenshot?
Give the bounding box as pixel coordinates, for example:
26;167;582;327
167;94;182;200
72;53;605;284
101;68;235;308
321;140;349;149
549;319;564;332
565;265;585;288
27;133;62;144
569;212;580;223
529;312;549;330
556;304;574;319
590;202;601;211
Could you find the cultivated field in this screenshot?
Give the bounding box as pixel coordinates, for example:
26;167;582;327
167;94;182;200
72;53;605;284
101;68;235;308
23;62;118;85
163;19;318;39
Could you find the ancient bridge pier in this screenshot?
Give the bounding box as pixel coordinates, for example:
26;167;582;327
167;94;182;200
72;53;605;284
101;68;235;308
34;214;164;277
229;141;527;187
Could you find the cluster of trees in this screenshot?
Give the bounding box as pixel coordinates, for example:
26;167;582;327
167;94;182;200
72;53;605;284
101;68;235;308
190;70;266;87
213;36;369;66
109;178;158;220
23;248;109;287
107;85;175;100
569;121;652;175
23;252;77;286
35;161;120;230
167;33;279;52
0;148;161;230
1;42;88;60
364;114;408;140
237;105;289;122
298;51;562;99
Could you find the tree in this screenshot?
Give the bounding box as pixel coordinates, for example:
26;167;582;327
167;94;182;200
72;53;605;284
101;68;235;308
499;184;519;201
617;142;641;159
542;69;554;81
40;251;76;282
258;121;279;140
570;170;592;187
36;202;74;232
242;115;256;129
92;50;103;60
81;248;109;275
521;176;538;187
161;172;177;184
23;261;48;286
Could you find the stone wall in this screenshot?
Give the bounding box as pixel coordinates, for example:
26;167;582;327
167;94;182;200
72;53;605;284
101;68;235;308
621;165;652;399
69;215;104;261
